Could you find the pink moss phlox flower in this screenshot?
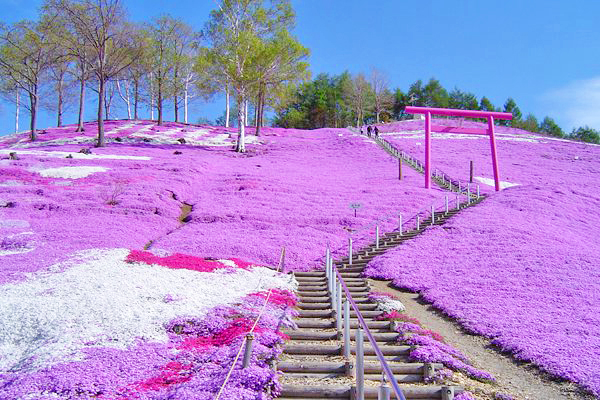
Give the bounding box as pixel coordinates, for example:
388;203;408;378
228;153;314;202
247;288;298;308
375;311;417;322
125;250;252;273
135;361;194;392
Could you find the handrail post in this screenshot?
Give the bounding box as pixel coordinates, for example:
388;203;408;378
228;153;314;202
348;237;353;266
327;254;332;294
445;195;449;214
378;374;391;400
343;299;350;359
416;215;420;231
398;214;402;236
455;195;459;210
336;281;342;336
242;333;254;368
356;327;365;400
376;224;380;249
331;273;336;310
477;184;480;199
431;205;435;225
467;183;471;204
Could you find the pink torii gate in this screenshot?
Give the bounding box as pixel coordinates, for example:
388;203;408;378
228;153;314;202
404;106;513;191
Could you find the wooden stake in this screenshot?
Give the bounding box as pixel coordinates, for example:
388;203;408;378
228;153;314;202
398;159;402;180
470;160;474;183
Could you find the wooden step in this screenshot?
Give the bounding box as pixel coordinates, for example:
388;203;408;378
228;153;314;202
278;361;442;375
284;330;399;342
295;319;391;330
297;288;369;297
298;310;382;318
280;384;462;399
332;266;364;273
298;295;369;302
297;302;377;311
284;344;411;356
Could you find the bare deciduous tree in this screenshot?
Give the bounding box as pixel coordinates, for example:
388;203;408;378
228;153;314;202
369;67;393;123
0;19;61;140
343;73;373;128
45;0;140;146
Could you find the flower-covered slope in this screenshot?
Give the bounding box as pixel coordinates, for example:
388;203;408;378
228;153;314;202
0;120;447;399
0;248;297;399
365;119;600;396
0;120;445;284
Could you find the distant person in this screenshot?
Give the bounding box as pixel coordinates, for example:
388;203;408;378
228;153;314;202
360;127;364;135
374;126;379;138
367;126;372;137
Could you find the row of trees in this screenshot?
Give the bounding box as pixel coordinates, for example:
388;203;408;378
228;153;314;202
275;74;599;144
0;0;309;151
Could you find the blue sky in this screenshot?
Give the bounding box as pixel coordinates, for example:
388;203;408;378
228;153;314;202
1;0;600;134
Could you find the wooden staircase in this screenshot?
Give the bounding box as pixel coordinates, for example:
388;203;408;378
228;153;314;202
277;205;481;399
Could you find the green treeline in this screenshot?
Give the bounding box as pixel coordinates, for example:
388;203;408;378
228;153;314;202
274;74;600;144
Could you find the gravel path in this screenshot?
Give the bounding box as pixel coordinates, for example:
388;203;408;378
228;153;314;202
369;279;595;400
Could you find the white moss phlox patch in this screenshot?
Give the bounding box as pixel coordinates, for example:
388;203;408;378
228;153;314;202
37;166;108;179
0;248;295;373
475;176;519;189
375;297;406;313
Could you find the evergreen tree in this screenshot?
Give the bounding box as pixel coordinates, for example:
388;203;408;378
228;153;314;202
449;87;479;110
571;126;600;144
407;79;425;107
423;78;448;108
520;113;539;132
503;97;522;126
539;116;564;137
479;96;495;112
392;88;408;119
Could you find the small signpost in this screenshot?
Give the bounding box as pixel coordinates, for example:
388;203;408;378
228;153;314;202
349;202;362;217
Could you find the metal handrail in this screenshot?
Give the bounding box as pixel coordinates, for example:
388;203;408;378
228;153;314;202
333;265;406;400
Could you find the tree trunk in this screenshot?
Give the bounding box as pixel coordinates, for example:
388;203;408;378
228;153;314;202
184;81;189;124
15;89;19;134
225;85;230;128
133;80;139;120
150;72;155;120
258;83;266;136
256;84;263;136
254;94;259;130
97;79;105;147
174;68;179;122
236;94;246;152
77;77;86;132
104;87;111;119
116;80;131;119
57;74;64;127
244;99;248;127
157;81;163;126
29;91;37;141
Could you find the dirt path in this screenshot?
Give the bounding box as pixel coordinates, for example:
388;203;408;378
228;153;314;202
369;279;594;400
